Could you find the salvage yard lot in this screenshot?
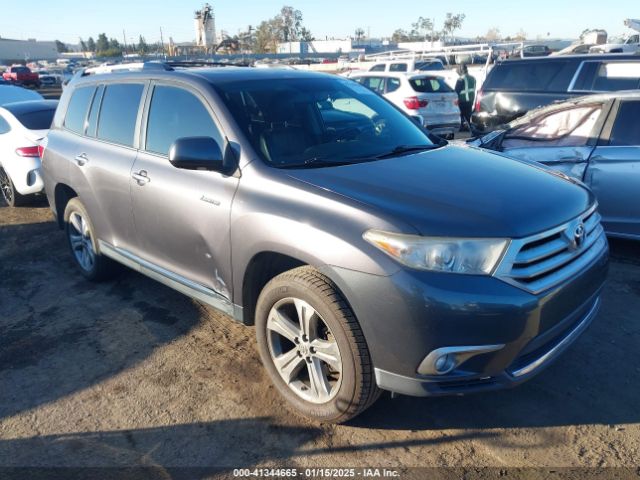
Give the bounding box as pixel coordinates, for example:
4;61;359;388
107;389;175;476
0;199;639;469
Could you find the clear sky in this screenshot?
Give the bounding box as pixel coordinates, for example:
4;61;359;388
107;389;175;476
0;0;636;45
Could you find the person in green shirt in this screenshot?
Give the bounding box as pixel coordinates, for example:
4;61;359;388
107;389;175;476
455;64;476;131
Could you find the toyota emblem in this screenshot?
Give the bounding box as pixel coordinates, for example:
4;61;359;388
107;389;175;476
574;223;586;249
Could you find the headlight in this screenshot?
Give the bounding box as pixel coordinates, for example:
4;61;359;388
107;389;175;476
363;230;509;275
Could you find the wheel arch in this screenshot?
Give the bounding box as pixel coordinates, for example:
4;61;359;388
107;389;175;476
240;251;308;325
53;183;78;229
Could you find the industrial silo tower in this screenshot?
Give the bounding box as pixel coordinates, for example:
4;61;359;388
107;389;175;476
195;3;216;48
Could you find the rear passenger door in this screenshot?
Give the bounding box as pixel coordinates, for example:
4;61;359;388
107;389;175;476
585;100;640;238
67;82;145;252
129;82;239;299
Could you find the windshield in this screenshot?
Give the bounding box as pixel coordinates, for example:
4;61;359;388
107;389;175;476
213;77;434;168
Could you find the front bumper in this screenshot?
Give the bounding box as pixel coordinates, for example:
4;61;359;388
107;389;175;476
323;238;608;397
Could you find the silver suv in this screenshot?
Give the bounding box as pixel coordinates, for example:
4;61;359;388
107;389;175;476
42;66;609;423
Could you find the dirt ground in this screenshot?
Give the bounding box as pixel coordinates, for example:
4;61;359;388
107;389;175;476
0;198;639;474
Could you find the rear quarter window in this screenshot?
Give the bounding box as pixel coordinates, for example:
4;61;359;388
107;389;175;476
96;83;144;147
573;61;640;92
484;60;576;92
64;86;96;134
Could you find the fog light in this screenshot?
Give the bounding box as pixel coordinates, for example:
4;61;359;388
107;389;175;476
435;354;455;374
417;344;505;376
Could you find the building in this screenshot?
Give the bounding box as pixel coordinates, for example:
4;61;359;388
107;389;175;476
0;38;58;63
194;3;216;48
277;39;354;55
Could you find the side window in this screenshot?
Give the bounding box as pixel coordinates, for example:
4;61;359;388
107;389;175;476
64;86;96;134
386;77;401;93
0;116;10;135
369;64;386;72
85;85;105;137
592;62;640;92
97;83;144;147
362;77;385;93
389;63;408;72
145;85;223;156
609;101;640;147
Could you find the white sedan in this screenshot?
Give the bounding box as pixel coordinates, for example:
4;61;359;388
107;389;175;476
350;72;461;139
0;99;57;206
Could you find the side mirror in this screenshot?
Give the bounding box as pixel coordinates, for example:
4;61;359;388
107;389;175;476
169;137;224;171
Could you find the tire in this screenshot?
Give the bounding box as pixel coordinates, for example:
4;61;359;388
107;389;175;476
255;266;381;423
63;198;118;281
0;167;27;207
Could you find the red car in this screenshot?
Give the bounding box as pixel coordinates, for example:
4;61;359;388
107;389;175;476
2;66;41;88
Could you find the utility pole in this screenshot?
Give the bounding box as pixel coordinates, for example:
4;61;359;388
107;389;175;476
160;26;166;57
123;29;127;55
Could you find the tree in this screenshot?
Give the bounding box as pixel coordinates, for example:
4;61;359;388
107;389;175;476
79;38;87;52
391;29;409;43
411;16;434;41
354;28;365;42
54;40;68;53
442;13;466;42
86;37;96;52
278;5;303;42
255;18;280;53
96;33;109;53
514;29;527;41
109;38;121;50
300;27;314;42
137;35;148;54
485;27;501;42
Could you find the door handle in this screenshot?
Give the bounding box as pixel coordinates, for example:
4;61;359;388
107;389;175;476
131;170;150;185
74;153;89;166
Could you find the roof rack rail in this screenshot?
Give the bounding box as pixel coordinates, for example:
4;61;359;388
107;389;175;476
63;60;253;87
167;60;252;68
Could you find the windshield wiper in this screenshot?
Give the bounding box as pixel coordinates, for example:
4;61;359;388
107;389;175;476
374;144;438;159
281;157;355;169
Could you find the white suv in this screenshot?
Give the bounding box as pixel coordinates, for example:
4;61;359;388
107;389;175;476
351;72;461;139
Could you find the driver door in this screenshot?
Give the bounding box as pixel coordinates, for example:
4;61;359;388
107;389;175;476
129;82;239;300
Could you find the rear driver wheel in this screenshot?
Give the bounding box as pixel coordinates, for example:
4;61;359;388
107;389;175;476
64;198;118;281
255;266;380;423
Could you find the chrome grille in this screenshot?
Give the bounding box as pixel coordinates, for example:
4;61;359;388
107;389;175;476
496;205;607;294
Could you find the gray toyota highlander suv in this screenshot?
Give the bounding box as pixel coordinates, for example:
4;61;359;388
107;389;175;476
41;66;609;423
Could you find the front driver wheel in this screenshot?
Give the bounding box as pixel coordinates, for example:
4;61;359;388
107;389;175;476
255;266;380;423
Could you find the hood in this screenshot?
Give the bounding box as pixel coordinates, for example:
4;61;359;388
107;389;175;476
286;145;594;238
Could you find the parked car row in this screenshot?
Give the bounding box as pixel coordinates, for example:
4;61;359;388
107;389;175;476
0;54;635;424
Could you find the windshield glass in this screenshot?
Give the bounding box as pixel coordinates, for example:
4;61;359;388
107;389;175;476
213;77;433;168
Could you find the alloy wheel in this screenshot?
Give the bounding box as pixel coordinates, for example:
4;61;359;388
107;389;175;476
68;211;96;272
0;168;13;205
266;297;343;404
